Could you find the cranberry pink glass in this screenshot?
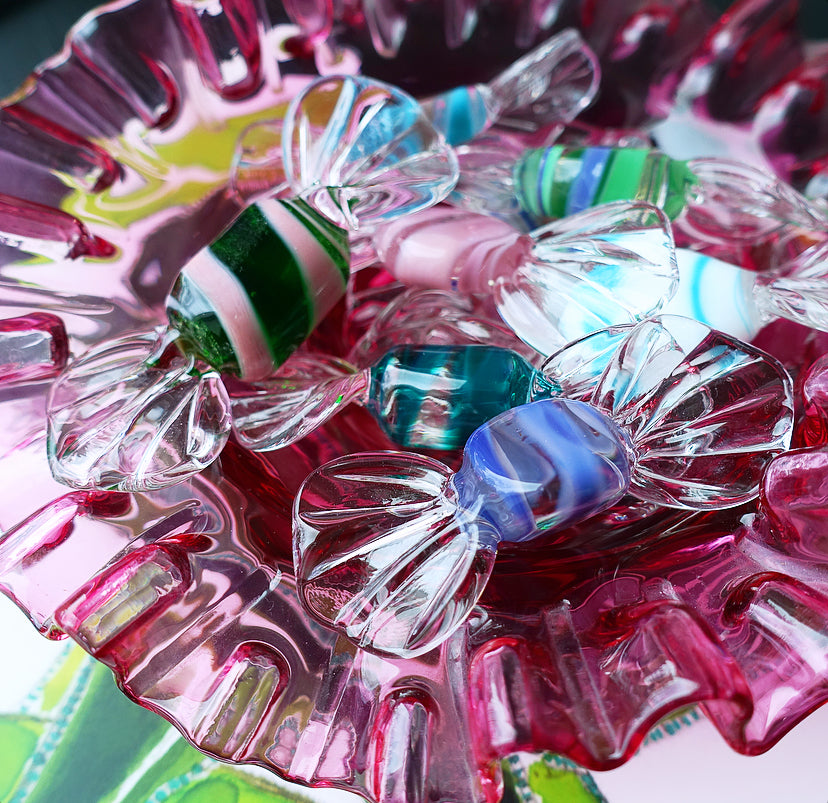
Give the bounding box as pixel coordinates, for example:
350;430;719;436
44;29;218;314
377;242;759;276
0;312;69;385
2;405;828;803
0;0;827;802
659;0;828;196
307;0;713;127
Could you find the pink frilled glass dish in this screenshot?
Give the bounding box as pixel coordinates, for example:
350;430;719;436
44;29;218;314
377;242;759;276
2;2;828;802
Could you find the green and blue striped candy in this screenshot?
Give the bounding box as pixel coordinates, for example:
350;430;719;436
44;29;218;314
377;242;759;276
166;198;350;381
514;145;698;222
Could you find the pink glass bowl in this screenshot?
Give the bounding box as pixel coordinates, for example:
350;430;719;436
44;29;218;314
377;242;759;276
2;2;828;803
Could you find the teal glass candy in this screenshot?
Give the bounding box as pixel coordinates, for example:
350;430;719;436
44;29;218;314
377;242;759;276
231;343;559;452
368;344;551;449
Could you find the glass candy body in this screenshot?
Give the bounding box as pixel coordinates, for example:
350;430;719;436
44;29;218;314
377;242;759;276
167;197;350;380
231;343;555;453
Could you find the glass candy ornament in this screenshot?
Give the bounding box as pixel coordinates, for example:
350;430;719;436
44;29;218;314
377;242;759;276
47;75;460;493
232;344;553;452
281;74;459;230
240;255;828;450
293;315;794;657
233;287;545;452
417;28;600;146
373;201;678;357
337;193;681;357
451;143;827;247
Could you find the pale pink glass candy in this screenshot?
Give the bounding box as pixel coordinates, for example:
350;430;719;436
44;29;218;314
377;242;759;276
373;201;678;357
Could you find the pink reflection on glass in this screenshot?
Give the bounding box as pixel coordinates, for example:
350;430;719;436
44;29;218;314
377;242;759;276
5;433;828;802
0;104;120;193
681;0;804;124
755;46;828;189
1;0;828;801
172;0;265;100
0;313;69;385
0;194;115;260
795;354;828;448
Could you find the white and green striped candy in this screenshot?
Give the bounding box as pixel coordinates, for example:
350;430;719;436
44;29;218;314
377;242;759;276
166;198;350;381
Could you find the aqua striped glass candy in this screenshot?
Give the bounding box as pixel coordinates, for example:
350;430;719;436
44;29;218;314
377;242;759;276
419;29;598;146
663;243;828;343
231;343;556;452
167;197;350;381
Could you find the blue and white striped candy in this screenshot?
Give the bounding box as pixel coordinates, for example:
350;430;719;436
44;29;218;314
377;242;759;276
663;249;765;341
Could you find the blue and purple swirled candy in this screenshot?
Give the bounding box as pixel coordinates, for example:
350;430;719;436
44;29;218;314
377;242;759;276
453;398;631;543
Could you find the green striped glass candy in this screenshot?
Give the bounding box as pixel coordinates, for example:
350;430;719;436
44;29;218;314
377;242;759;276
167;198;350;381
513;145;698;222
47;198;351;492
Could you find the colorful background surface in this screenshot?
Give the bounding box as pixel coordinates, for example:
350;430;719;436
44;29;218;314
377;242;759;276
3;593;828;802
